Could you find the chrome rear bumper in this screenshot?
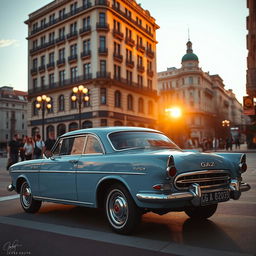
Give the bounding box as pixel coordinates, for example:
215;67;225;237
136;179;251;206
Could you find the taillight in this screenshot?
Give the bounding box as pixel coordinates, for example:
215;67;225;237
166;155;177;177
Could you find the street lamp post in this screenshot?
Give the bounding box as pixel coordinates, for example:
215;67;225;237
36;95;52;141
71;85;89;129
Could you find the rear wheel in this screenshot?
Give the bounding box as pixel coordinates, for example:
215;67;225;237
20;181;41;213
105;184;141;234
185;203;218;220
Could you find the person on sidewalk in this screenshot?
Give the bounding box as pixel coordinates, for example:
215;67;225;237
7;134;20;169
23;137;34;160
33;134;45;159
44;131;56;155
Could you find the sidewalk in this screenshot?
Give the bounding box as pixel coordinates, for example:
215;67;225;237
205;143;256;153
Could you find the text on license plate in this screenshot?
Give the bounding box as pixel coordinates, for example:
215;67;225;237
201;190;230;206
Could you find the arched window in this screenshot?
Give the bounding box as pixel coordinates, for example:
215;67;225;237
82;120;93;129
57;124;66;136
127;94;133;111
138;97;144;113
32;101;39;116
114;121;123;126
58;95;65;111
148;100;154;115
69;122;78;131
70;93;77;109
31;127;39;137
114;90;121;108
46;125;54;139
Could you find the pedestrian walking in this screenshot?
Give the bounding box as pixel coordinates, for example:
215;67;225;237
19;135;27;161
44;131;56;154
33;134;45;159
7;134;20;169
23;137;34;160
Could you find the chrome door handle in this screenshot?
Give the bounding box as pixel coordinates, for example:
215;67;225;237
69;160;78;164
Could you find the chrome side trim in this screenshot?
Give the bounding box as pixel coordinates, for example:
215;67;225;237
33;196;94;206
11;170;39;173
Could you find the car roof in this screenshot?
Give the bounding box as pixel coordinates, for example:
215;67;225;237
60;126;161;138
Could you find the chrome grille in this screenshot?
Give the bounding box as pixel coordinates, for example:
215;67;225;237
174;170;231;190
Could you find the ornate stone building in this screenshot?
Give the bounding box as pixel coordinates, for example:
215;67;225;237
157;41;245;144
25;0;159;138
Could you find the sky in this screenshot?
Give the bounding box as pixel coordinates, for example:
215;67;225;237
0;0;248;103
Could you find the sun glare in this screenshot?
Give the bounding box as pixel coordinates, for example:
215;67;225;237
165;107;182;118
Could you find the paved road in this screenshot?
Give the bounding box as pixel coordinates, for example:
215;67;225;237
0;153;255;256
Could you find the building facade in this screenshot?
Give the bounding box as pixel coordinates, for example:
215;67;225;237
157;41;245;144
0;86;28;149
25;0;159;138
246;0;256;97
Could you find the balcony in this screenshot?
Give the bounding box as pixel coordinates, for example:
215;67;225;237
55;36;66;45
137;65;145;73
95;0;110;6
113;29;124;41
66;31;78;41
125;37;135;47
147;69;154;77
146;49;155;59
81;50;91;59
84;73;93;80
136;44;145;54
38;65;46;73
96;71;111;78
57;59;66;67
30;67;38;75
79;26;91;36
113;53;123;63
68;54;78;63
126;60;134;68
98;47;108;56
96;22;110;32
47;62;55;70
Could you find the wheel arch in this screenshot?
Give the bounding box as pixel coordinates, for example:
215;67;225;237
96;176;134;209
16;176;30;194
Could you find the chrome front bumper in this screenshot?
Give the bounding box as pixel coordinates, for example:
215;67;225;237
136;179;251;206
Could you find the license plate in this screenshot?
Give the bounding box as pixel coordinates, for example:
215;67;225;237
201;190;230;206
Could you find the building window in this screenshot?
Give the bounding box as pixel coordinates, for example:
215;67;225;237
49;52;54;64
83;39;91;53
59;48;65;60
49;73;54;87
125;8;131;19
49;13;55;24
138;98;144;113
49;32;55;42
59;70;65;85
114;64;121;80
137;55;143;66
70;2;77;14
99;36;106;50
40;18;46;27
58;95;65;111
59;8;65;19
70;22;77;33
147;79;152;89
189;76;193;85
125;27;132;38
59;27;65;38
47;97;54;113
82;120;93;128
57;124;66;136
126;49;132;61
70;44;77;56
137;75;143;87
114;90;121;108
70;93;77;109
41;76;45;88
41;55;45;66
126;70;132;85
69;122;78;131
100;88;107;105
114;42;121;55
33;78;38;89
40;36;46;45
71;67;78;82
114;19;121;32
100;60;106;73
127;94;133;110
83;63;91;78
99;12;106;24
32;101;39;116
32;58;38;68
100;119;107;127
113;0;120;10
83;16;90;28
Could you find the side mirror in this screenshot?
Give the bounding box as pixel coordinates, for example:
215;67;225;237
44;150;53;159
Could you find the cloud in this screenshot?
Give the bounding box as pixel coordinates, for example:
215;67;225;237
0;39;19;48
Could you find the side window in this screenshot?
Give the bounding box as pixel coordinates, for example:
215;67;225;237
53;139;62;156
60;137;74;155
84;136;103;154
70;136;86;155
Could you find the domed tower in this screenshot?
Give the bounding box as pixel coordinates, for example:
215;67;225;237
181;40;199;68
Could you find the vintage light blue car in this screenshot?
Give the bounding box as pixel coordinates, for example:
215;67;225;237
8;127;250;234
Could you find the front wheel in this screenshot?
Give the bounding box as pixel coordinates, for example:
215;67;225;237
105;184;141;234
20;181;41;213
185;203;218;220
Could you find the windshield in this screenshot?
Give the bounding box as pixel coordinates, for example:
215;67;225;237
109;131;181;151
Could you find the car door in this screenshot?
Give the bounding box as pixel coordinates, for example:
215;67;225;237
39;135;86;201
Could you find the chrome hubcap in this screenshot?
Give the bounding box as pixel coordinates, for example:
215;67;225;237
108;190;128;227
21;183;32;208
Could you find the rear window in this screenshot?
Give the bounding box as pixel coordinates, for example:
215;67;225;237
109;131;180;151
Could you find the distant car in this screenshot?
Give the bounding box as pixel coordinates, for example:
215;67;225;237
7;127;250;234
